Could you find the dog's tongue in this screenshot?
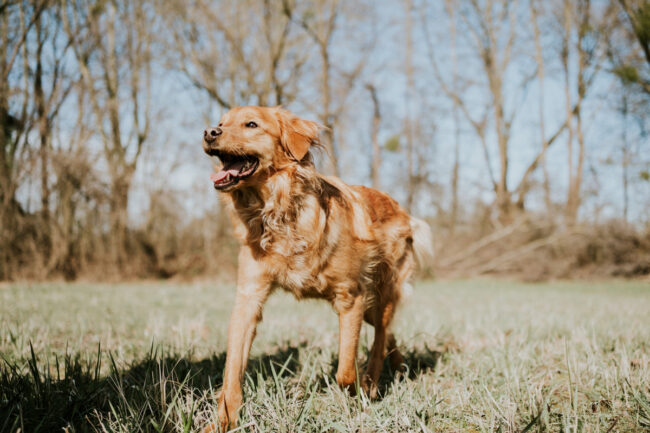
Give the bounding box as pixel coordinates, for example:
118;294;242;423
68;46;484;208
210;160;247;183
210;171;231;183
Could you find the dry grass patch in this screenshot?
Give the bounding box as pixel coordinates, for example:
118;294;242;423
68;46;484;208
1;279;649;432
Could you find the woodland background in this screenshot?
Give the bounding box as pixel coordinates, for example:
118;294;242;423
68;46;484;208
1;0;649;281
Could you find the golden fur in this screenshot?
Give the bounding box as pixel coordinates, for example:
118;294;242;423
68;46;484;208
202;106;432;431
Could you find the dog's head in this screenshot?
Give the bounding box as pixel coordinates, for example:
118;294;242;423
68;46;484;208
203;106;322;192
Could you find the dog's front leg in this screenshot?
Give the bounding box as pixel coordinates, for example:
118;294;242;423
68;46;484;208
216;249;270;431
334;293;364;392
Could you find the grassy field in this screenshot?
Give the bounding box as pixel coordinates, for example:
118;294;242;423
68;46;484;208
1;279;649;432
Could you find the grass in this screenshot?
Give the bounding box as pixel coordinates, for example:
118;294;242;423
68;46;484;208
1;279;649;432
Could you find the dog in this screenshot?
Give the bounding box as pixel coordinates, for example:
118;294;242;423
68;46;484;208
202;106;432;430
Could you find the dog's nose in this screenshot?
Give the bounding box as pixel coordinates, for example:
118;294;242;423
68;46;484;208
203;127;222;143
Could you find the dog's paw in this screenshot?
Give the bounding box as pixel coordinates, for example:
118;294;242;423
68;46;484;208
361;375;379;400
202;423;218;433
202;414;233;432
212;390;241;432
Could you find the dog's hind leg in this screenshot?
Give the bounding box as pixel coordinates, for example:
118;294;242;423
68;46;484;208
362;249;415;397
385;248;416;376
362;299;397;399
364;311;404;374
386;332;405;373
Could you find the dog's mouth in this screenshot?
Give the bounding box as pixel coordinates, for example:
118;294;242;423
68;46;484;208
209;152;260;190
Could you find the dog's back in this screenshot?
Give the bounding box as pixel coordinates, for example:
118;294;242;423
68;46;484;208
349;184;425;299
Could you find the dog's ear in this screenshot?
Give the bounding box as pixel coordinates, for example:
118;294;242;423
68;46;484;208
276;109;321;161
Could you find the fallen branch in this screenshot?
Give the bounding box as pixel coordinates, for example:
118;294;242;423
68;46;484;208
470;230;580;275
437;217;528;268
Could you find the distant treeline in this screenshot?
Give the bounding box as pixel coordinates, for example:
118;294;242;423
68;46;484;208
1;0;649;280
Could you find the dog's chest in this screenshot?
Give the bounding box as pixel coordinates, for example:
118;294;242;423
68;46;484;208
262;197;334;298
266;232;330;298
273;255;328;298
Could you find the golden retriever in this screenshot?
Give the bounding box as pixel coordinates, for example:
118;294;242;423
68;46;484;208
202;106;432;431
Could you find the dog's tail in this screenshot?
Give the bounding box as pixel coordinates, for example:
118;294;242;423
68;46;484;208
409;217;434;270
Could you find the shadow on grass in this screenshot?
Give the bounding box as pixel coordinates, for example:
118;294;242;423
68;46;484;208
0;342;442;432
378;345;444;394
326;343;445;398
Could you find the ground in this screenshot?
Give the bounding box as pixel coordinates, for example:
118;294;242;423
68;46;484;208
1;279;649;432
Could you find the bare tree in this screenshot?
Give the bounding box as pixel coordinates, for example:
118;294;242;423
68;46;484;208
563;0;604;225
403;0;416;212
288;0;374;176
163;0;308;108
0;2;35;278
423;0;523;222
292;0;340;175
0;1;76;278
527;0;552;212
33;4;75;267
444;0;462;230
620;91;630;223
607;0;650;221
1;2;35;215
63;0;154;265
424;0;612;226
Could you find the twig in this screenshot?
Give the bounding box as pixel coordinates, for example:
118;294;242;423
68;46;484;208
605;415;620;433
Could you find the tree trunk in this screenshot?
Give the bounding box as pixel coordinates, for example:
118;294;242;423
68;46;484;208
562;0;576;225
404;0;415;213
621;92;629;223
565;0;589;226
488;55;512;223
446;0;460;231
367;84;381;190
109;168;133;266
319;45;339;176
34;15;51;247
530;0;551;213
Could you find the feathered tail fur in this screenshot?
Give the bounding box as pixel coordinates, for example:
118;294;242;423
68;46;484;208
409;217;434;269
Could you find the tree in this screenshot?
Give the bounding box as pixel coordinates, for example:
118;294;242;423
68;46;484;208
63;0;154;265
560;0;605;225
285;0;374;176
423;0;609;225
423;0;524;223
526;0;552;212
1;1;75;278
163;0;308;108
0;1;38;278
366;83;381;190
32;3;75;265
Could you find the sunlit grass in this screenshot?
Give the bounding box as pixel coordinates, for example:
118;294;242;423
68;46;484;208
1;279;649;432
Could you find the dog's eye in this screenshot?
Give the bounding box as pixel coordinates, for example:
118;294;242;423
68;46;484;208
218;123;223;127
245;121;258;128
